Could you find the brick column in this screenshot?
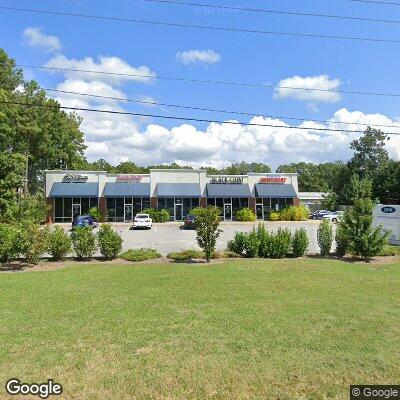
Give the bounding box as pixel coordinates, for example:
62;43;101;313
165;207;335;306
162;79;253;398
293;198;300;206
248;197;256;213
98;197;106;222
150;197;158;209
46;197;53;224
200;197;207;208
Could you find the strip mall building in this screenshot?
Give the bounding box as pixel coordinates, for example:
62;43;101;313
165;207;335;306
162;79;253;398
45;169;322;223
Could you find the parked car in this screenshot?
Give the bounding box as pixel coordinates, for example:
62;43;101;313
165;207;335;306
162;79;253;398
72;215;99;229
322;211;344;223
183;215;197;229
133;213;152;229
310;210;332;220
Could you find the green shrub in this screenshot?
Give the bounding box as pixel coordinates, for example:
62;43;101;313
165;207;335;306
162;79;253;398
243;228;260;258
269;205;309;221
317;219;334;256
379;245;400;256
89;207;101;221
257;224;271;258
340;197;389;259
269;228;292;259
292;228;309;257
97;224;123;260
71;227;97;260
214;250;242;259
269;211;280;221
120;248;161;262
0;223;20;263
335;223;349;257
227;231;247;255
167;249;204;262
19;224;49;264
235;208;256;222
142;208;170;223
47;226;72;260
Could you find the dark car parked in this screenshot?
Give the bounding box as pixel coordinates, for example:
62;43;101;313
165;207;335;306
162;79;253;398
310;210;331;220
183;215;197;229
72;215;99;229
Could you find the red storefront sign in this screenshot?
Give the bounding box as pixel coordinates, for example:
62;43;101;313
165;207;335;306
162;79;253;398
259;177;287;184
116;175;143;182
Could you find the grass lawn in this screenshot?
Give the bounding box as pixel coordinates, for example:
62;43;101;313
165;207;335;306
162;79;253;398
0;258;399;399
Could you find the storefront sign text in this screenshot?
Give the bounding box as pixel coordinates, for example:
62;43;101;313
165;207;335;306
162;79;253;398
116;175;143;183
210;177;244;185
62;174;88;183
259;177;287;184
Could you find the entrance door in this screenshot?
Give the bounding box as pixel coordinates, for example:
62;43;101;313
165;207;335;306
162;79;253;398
72;204;81;219
124;204;133;222
174;204;183;221
224;204;232;221
256;204;264;220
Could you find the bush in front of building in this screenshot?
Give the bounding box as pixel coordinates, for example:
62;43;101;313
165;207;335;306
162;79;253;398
269;211;280;221
339;198;389;259
47;226;72;260
292;227;309;258
167;249;204;262
317;219;334;256
71;226;97;260
278;205;309;221
243;228;260;258
97;224;123;260
227;231;248;255
235;207;256;222
0;223;20;263
267;228;292;259
193;206;222;262
89;207;101;222
228;225;292;259
335;222;349;257
19;224;49;265
119;248;161;262
142;208;170;223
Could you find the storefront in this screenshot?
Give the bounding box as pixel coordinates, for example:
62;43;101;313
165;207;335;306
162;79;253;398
45;169;312;223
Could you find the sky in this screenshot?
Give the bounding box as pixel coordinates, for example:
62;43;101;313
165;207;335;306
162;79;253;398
1;0;400;170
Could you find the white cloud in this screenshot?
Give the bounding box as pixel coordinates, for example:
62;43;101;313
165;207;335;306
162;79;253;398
22;27;62;53
274;75;341;103
176;49;221;65
56;79;127;104
69;104;399;169
45;54;156;85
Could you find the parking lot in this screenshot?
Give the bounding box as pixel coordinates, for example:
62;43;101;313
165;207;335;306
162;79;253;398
60;220;322;256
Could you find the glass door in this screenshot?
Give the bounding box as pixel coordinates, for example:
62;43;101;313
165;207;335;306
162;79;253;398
256;204;264;220
174;204;183;221
224;204;232;221
72;203;81;219
124;204;133;222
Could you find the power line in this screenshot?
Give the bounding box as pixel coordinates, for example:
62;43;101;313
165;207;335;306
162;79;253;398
44;87;400;130
144;0;400;25
16;63;400;99
340;0;400;6
1;5;400;44
3;100;400;135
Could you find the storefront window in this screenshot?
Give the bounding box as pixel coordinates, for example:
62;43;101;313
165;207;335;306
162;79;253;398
106;198;116;221
142;197;151;209
54;197;96;222
207;198;216;206
81;198;90;215
115;198;124;222
158;198;166;210
191;198;199;208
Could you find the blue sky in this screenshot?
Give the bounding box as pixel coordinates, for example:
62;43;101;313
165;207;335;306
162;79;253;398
1;0;400;169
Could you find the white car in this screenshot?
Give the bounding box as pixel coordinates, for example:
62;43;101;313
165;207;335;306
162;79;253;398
322;211;344;223
133;213;152;229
